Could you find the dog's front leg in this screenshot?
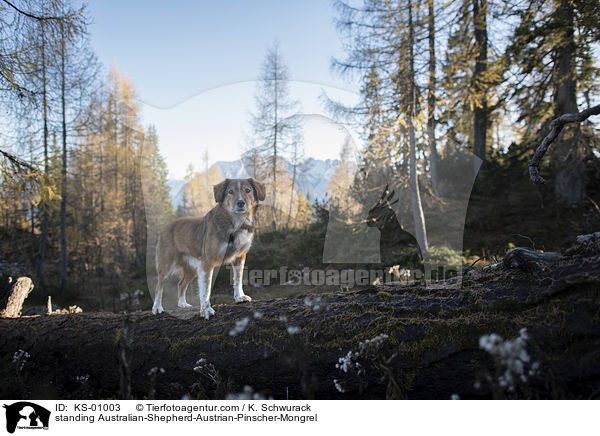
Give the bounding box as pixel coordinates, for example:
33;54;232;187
197;267;215;319
232;255;251;303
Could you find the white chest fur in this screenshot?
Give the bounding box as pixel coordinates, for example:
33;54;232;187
221;228;253;264
236;229;253;249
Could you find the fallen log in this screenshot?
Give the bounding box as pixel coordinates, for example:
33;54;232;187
502;247;563;270
0;254;599;400
0;277;34;318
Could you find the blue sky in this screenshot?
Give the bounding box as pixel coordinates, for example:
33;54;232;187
87;0;362;178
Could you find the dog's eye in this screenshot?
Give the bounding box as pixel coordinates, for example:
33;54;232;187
228;190;234;195
245;188;251;193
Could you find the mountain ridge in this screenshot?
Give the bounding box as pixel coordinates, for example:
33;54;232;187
167;157;339;208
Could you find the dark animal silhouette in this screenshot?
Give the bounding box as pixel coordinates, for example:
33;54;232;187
366;185;423;264
3;402;50;434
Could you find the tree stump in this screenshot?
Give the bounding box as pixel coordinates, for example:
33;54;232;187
0;277;34;318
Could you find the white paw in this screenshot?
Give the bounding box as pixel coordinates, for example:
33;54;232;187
177;300;192;308
200;306;215;319
234;294;252;303
152;305;164;314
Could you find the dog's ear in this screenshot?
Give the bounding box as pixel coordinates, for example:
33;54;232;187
213;179;230;203
247;178;266;201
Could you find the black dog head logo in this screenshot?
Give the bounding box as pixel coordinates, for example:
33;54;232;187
3;402;50;433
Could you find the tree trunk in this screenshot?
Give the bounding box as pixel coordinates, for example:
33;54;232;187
131;146;141;268
408;0;429;254
272;101;278;230
60;32;68;290
35;23;49;292
427;0;440;195
552;0;584;204
0;251;598;399
472;0;488;172
286;159;297;231
0;277;34;318
203;149;210;198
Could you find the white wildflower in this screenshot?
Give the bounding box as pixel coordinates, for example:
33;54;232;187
76;374;90;383
226;385;270;400
528;361;539;377
13;349;30;372
304;296;323;311
229;317;250;336
479;328;536;392
193;358;207;372
336;334;389;374
148;366;165;376
253;311;263;319
333;379;345;393
450;393;460;400
193;358;219;385
287;326;301;335
279;315;287;322
335;351;360;373
358;334;389;354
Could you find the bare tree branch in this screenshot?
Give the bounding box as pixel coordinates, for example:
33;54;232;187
529;104;600;184
1;0;71;21
0;147;37;171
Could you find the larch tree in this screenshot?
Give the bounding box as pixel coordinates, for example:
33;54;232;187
333;0;430;253
285;127;304;231
0;0;91;291
54;2;98;288
248;41;302;229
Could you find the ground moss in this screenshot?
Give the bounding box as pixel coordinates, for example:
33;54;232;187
168;337;197;356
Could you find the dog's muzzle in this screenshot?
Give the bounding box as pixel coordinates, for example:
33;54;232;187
235;200;247;213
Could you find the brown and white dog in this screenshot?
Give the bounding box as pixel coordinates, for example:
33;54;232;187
152;178;265;319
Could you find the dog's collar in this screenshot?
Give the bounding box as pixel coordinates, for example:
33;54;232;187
228;224;254;247
240;224;254;233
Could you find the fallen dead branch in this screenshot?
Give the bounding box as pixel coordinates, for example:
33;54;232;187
529;104;600;184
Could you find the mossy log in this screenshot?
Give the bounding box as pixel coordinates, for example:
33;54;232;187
1;254;599;400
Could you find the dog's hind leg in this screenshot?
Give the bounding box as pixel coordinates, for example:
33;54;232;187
177;265;195;308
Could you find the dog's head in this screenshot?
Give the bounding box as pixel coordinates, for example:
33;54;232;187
213;178;266;214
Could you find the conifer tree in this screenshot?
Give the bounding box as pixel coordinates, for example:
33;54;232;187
505;0;600;204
